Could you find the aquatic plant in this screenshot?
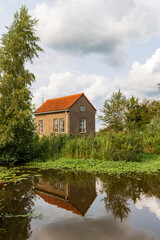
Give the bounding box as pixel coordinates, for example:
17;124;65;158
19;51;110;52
30;154;160;175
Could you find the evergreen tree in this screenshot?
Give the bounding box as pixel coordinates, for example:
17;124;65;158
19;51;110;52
0;6;43;163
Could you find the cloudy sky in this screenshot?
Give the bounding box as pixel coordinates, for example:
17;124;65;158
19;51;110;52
0;0;160;129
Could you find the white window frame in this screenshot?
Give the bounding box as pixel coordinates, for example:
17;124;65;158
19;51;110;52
79;118;86;133
60;118;65;133
53;119;58;133
80;106;86;111
59;182;64;191
39;120;43;134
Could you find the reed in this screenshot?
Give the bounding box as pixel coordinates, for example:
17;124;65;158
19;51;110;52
34;131;144;162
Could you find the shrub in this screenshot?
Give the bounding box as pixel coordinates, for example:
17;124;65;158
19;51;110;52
143;117;160;154
111;149;140;162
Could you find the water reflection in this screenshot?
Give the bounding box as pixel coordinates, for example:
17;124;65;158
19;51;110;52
0;169;160;240
99;172;160;221
32;216;158;240
0;176;35;240
35;170;97;216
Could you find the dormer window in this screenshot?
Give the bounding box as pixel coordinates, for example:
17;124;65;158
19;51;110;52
80;106;86;111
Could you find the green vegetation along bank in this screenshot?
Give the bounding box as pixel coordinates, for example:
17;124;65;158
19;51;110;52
0;154;160;187
30;154;160;175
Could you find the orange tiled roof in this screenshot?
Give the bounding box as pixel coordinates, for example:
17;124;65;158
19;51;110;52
37;191;83;216
34;93;96;114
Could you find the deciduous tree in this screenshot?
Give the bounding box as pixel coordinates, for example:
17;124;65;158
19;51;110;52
0;6;43;163
99;90;127;132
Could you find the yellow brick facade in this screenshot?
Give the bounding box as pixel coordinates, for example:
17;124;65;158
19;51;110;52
35;111;70;136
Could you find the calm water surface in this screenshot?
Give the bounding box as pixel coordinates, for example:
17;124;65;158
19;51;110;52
0;169;160;240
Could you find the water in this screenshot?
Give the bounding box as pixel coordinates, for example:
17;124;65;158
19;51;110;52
0;169;160;240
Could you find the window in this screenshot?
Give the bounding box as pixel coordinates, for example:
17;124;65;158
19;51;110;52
39;120;43;133
54;182;58;189
60;118;64;133
59;182;64;191
80;106;86;111
39;177;43;185
79;118;86;133
53;119;58;133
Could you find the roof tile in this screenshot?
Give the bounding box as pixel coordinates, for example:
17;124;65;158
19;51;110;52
34;93;96;114
37;191;83;216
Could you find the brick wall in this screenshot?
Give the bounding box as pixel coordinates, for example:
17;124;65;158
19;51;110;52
35;111;70;136
69;95;96;135
36;178;68;199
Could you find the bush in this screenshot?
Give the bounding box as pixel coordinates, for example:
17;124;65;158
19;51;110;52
143;117;160;154
111;149;140;162
33;132;142;162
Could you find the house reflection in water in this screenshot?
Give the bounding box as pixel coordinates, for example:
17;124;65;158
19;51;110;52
35;177;97;216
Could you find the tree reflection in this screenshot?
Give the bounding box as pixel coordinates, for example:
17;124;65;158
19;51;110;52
0;176;35;240
99;172;160;221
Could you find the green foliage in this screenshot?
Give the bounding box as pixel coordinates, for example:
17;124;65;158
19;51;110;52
140;98;160;127
111;149;140;162
0;6;43;163
99;90;160;132
125;96;142;130
33;131;143;162
99;90;127;132
143;117;160;154
30;154;160;174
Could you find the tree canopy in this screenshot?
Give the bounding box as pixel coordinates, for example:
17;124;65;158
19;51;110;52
99;90;127;132
0;6;43;163
99;90;160;132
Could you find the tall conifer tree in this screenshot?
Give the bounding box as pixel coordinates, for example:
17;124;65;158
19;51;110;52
0;6;43;163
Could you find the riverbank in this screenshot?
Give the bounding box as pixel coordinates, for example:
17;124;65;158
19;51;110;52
30;153;160;174
0;154;160;183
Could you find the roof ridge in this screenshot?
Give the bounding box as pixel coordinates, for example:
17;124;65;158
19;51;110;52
46;93;84;102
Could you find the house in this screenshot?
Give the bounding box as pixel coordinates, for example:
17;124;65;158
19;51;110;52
34;93;96;136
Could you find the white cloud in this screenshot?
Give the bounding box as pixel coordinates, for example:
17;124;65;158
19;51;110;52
32;215;158;240
126;48;160;97
33;72;112;110
32;0;160;66
33;48;160;111
136;195;160;220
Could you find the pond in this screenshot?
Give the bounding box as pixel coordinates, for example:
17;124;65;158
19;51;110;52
0;168;160;240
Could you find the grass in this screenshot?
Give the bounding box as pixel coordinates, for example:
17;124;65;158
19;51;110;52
30;154;160;175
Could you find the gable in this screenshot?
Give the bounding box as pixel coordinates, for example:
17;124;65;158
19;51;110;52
70;94;97;112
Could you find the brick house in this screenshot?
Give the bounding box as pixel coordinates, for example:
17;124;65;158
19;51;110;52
34;93;96;136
